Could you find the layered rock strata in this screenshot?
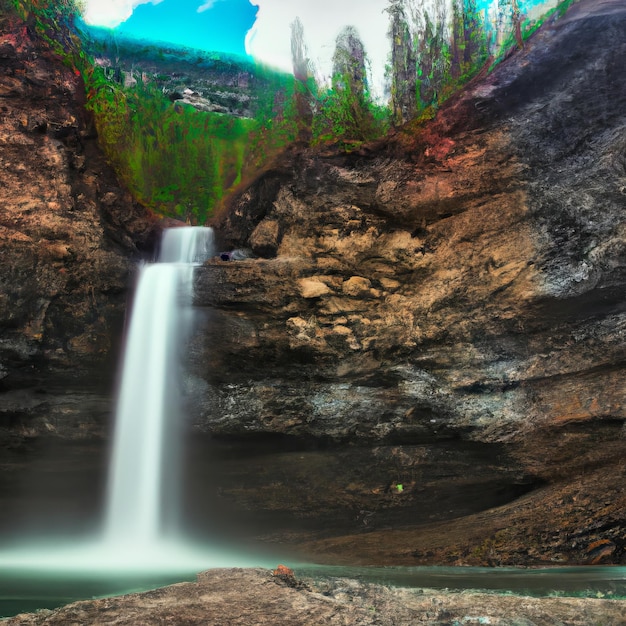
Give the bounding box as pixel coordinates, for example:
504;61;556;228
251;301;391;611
190;0;626;564
0;10;155;441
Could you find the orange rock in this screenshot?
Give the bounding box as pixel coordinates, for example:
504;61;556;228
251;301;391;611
272;564;295;579
586;539;616;565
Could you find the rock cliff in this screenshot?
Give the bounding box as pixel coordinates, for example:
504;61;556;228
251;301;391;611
0;0;625;570
191;0;626;565
0;8;156;440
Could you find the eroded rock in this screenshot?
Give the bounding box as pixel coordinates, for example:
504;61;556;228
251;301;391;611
3;568;624;626
0;11;156;441
193;0;626;565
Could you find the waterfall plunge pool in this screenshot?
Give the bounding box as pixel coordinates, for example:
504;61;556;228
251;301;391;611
1;436;626;618
1;226;624;617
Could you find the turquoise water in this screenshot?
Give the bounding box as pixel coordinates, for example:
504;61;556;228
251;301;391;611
0;537;278;618
2;561;625;618
0;570;196;618
299;564;626;599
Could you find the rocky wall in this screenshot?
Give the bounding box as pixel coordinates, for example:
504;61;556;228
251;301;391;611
0;10;156;441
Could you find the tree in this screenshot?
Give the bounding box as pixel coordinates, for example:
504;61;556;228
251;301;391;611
495;0;525;52
289;17;314;143
290;16;309;82
332;25;368;97
415;2;450;110
387;0;417;125
450;0;489;81
511;0;524;49
314;25;382;142
463;0;489;68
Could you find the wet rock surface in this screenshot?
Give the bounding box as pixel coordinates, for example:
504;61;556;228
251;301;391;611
3;568;625;625
0;10;156;442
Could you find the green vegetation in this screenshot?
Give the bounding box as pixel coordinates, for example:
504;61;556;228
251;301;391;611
387;0;575;124
90;79;256;221
387;0;489;125
313;26;389;145
12;0;85;69
89;70;303;222
12;0;578;222
14;0;300;222
13;0;83;23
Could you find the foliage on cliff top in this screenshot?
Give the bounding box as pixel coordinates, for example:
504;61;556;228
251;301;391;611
84;62;297;223
8;0;582;224
12;0;83;52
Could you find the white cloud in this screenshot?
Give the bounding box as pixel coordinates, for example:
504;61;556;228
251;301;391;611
246;0;391;99
82;0;164;29
197;0;220;12
83;0;394;99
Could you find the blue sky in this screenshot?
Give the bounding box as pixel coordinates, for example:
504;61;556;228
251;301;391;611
82;0;563;99
114;0;257;57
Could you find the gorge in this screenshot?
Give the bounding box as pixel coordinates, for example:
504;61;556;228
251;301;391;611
1;0;626;623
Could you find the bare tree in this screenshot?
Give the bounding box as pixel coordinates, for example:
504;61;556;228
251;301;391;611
290;17;310;82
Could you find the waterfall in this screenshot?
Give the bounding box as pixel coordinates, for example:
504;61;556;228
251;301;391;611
0;224;274;591
104;227;214;547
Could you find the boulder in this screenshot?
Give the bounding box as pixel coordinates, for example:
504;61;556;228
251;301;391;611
249;218;281;258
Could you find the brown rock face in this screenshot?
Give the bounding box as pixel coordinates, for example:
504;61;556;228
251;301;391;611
192;0;626;564
202;0;626;444
0;11;156;440
249;218;281;257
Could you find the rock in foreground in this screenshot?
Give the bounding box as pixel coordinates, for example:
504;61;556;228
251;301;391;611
3;568;625;626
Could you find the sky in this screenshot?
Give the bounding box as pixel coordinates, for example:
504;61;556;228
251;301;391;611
82;0;391;96
82;0;561;98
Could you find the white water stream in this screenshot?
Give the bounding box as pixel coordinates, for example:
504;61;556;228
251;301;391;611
0;226;276;583
105;227;214;546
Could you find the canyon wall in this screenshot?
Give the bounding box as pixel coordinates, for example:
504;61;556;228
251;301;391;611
0;9;156;440
1;0;625;566
192;0;626;564
199;0;626;448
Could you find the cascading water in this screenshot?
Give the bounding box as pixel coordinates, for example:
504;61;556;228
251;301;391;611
104;227;214;547
1;227;626;618
0;227;271;605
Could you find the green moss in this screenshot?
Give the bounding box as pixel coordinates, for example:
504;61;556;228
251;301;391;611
86;76;261;222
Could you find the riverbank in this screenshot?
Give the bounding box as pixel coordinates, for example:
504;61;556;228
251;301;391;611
3;568;625;625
